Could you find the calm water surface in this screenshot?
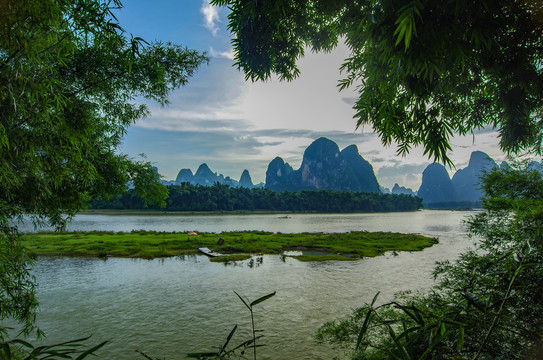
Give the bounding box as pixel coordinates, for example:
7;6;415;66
13;211;477;359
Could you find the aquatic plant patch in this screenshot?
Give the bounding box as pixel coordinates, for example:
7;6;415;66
22;230;438;260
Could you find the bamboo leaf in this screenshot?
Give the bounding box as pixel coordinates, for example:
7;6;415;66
410;305;424;325
75;341;108;360
231;339;255;351
231;335;265;352
185;352;220;358
355;308;374;351
7;338;35;349
220;325;238;353
250;291;276;307
135;350;155;360
370;291;380;307
457;327;465;350
133;36;150;46
354;292;382;351
385;323;410;359
395;326;421;340
419;332;447;360
392;302;423;325
234;291;251;311
462;290;487;311
48;336;93;347
1;343;12;359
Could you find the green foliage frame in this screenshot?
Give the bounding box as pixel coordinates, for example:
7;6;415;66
0;0;207;338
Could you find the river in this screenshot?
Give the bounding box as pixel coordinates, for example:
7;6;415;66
9;210;477;359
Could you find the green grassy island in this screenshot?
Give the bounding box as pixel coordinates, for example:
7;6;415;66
22;230;438;261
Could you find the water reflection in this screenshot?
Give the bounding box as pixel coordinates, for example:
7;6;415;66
246;256;263;268
176;254;198;262
425;224;453;232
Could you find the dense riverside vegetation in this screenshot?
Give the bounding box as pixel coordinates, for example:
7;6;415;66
423;201;481;210
316;165;543;359
0;0;205;347
88;183;423;213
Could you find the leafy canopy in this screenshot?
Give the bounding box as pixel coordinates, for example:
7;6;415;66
317;164;543;359
0;0;207;336
211;0;543;165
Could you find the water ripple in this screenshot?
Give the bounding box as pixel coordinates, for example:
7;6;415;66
11;211;476;359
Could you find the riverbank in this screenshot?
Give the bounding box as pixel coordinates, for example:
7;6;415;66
22;230;438;260
80;209;423;215
80;209;300;215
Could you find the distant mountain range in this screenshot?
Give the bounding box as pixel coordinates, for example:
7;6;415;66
161;164;264;189
418;151;496;205
417;152;542;206
161;137;542;206
265;137;380;193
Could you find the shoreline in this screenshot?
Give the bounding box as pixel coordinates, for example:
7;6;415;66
80;209;299;216
79;209;423;216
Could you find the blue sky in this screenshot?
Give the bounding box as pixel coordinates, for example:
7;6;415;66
116;0;514;190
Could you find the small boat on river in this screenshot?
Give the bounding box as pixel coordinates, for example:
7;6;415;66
198;247;222;257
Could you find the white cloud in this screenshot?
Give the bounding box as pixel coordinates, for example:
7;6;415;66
209;47;235;60
201;0;220;36
252;136;314;168
230;44;359;133
125;38;507;188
